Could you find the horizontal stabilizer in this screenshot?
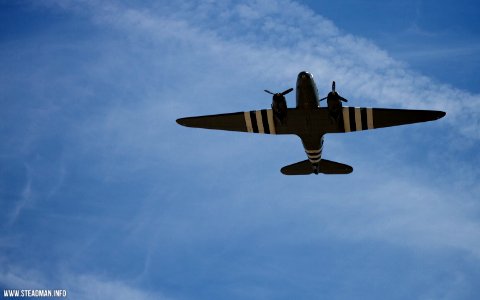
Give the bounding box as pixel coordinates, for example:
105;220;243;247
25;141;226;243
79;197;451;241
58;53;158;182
281;159;353;175
318;159;353;174
280;160;313;175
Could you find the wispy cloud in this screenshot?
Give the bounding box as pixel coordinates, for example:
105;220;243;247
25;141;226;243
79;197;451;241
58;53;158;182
64;273;169;300
0;266;170;300
49;0;479;138
7;164;33;226
37;0;479;256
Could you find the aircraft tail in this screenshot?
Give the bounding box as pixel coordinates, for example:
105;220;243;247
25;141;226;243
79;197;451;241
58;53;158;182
280;159;353;175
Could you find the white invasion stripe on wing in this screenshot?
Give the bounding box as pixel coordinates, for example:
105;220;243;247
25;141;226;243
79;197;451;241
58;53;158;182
255;110;264;133
367;108;374;129
343;107;351;132
355;107;362;131
244;111;253;132
266;109;276;134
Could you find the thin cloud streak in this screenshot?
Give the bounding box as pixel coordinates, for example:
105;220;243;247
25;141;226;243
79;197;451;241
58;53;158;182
7;164;32;226
0;267;169;300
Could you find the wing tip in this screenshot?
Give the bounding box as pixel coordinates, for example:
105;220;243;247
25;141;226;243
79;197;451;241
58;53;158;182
176;118;188;126
436;111;446;119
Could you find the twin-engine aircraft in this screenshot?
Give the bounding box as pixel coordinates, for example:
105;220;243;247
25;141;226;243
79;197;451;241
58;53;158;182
176;71;445;175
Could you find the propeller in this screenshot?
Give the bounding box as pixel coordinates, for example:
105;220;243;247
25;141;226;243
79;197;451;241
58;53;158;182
320;81;348;102
264;88;293;96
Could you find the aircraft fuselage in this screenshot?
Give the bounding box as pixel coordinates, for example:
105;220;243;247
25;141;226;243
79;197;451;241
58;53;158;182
295;71;324;173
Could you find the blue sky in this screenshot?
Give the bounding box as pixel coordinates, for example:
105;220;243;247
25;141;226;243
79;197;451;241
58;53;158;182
1;1;479;299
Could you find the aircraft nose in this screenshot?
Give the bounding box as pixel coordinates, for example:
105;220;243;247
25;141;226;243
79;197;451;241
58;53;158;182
298;71;310;79
297;71;312;87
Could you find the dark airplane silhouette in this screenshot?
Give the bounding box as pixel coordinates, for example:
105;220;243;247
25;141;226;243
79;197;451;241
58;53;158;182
177;71;445;175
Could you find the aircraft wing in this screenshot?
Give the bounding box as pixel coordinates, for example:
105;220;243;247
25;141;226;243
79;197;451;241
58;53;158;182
177;107;445;135
176;109;297;135
323;107;446;134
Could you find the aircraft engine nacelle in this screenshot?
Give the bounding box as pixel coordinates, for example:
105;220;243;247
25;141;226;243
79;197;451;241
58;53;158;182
320;82;348;121
327;93;343;119
265;88;293;125
272;94;288;124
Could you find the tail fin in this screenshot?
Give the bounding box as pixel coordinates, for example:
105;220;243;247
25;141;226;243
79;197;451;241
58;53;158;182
281;159;353;175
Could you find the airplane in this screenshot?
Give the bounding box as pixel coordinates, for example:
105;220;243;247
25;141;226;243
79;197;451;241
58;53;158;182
176;71;446;175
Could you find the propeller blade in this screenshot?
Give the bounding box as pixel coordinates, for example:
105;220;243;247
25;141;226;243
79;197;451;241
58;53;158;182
332;81;336;92
319;96;327;101
264;90;274;95
281;88;294;95
339;96;348;102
